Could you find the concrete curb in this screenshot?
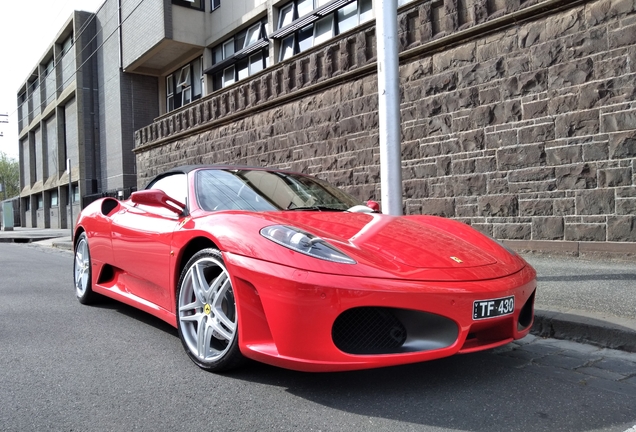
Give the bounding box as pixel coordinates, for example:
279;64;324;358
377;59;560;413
51;240;73;251
532;309;636;353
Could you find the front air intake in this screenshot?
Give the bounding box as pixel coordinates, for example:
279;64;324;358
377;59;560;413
332;307;407;355
332;307;459;355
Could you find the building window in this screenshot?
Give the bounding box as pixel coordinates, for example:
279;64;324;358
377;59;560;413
166;57;203;112
275;0;373;62
223;66;235;87
177;66;191;105
208;19;269;91
51;190;58;207
37;195;43;210
72;185;80;203
45;58;54;77
278;3;294;28
166;75;174;111
172;0;204;11
211;0;220;10
249;52;264;75
223;39;235;59
29;79;39;93
25;199;30;212
61;35;73;56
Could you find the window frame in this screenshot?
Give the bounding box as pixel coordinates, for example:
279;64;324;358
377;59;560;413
208;18;269;90
313;15;334;45
165;56;204;113
249;52;264;75
278;3;295;29
273;0;374;62
177;65;192;105
223;65;236;87
223;39;235;59
211;0;220;11
244;23;262;49
279;34;296;62
166;75;175;112
61;35;73;56
172;0;205;11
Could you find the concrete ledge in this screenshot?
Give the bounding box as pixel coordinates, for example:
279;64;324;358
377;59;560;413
51;240;73;251
531;309;636;353
503;240;636;261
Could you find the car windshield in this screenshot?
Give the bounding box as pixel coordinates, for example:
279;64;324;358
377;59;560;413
195;169;362;212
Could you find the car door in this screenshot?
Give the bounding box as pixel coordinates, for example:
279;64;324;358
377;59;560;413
110;173;188;312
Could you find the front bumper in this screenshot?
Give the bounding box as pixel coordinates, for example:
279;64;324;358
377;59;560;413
224;252;536;372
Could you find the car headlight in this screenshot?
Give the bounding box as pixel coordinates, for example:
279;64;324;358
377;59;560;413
260;225;356;264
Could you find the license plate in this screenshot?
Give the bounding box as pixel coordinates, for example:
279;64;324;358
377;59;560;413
473;296;515;320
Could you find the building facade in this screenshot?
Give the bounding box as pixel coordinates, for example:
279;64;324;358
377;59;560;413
134;0;636;256
17;4;159;228
17;0;636;256
17;0;398;228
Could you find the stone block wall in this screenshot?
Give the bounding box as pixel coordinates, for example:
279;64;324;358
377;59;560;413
134;0;636;245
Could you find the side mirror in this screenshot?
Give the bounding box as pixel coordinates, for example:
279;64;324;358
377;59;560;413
131;189;186;215
366;200;380;212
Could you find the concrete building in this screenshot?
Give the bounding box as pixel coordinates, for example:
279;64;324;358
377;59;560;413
16;4;158;229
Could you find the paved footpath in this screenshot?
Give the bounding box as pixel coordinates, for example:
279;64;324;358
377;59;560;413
526;255;636;353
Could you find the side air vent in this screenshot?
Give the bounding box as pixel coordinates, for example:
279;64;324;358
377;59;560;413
101;198;120;216
518;289;535;330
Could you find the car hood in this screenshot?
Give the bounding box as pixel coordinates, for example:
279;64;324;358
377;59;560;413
188;210;528;281
255;211;527;280
271;212;495;268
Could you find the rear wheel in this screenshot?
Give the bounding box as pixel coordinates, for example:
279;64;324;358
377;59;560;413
176;248;244;372
74;233;98;304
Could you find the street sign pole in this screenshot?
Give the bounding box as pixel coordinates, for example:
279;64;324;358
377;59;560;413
376;0;403;216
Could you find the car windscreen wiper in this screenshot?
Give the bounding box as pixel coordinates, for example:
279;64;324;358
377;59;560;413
286;205;347;211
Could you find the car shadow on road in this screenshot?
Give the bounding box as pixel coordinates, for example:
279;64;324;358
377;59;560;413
223;351;635;432
84;294;635;432
86;295;178;337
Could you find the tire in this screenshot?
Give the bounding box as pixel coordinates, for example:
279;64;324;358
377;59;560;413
176;248;245;372
74;232;98;305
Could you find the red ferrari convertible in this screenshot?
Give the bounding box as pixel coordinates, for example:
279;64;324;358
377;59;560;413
74;165;536;372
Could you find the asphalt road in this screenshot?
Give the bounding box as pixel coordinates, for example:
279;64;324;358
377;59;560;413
1;243;635;432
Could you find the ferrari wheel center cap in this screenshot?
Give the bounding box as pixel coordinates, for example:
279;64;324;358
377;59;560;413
204;304;211;315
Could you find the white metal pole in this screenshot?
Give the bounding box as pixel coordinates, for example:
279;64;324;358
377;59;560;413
376;0;403;215
67;158;73;233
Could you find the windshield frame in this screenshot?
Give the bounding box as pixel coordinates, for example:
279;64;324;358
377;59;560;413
194;168;362;212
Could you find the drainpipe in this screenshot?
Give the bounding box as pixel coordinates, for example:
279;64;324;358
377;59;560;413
118;0;123;69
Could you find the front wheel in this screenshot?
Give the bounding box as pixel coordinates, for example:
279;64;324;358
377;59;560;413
74;232;98;304
176;248;244;372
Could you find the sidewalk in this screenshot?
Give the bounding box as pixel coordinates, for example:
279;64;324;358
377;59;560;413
1;227;634;353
